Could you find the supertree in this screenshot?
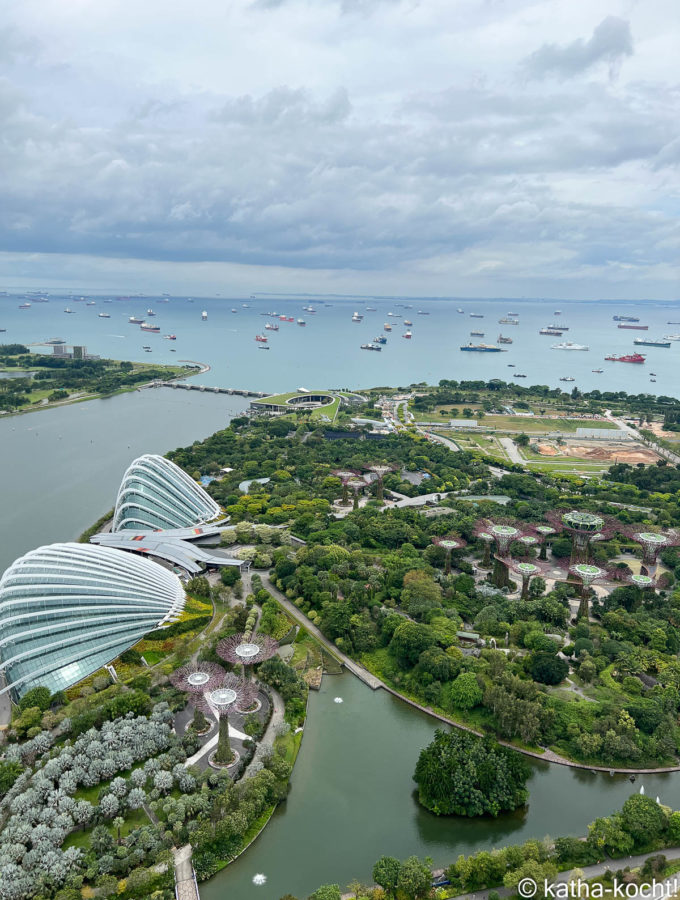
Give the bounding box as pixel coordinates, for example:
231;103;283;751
474;520;528;588
502;559;548;600
477;531;495;569
546;510;617;564
432;534;467;575
169;662;225;734
346;478;366;510
623;528;680;576
533;525;558;560
333;469;359;506
557;561;614;618
627;572;658;593
217;632;279;688
367;464;395;505
193;673;257;767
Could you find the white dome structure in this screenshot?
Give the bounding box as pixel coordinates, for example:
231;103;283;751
113;453;221;532
0;543;185;699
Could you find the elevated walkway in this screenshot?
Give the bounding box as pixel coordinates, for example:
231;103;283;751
90;531;247;575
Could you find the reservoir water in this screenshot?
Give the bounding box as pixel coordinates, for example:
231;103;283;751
2;295;680;398
204;672;680;900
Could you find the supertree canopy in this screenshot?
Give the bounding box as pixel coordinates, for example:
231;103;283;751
473;520;531;588
629;572;658;591
169;661;225;694
217;632;279;681
626;529;680;575
333;470;359;506
367;464;394;505
432;534;467;574
546;510;616;563
477;532;495;568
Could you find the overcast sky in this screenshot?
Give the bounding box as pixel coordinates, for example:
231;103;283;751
1;0;678;298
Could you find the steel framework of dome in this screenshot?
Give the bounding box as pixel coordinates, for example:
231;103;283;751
113;453;221;532
0;543;185;699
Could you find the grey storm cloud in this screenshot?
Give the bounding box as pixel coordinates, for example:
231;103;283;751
0;0;677;296
522;16;634;80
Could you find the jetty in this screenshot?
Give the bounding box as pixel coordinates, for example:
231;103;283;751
148;380;269;398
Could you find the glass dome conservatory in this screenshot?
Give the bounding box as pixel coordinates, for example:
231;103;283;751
113;453;221;532
0;543;185;699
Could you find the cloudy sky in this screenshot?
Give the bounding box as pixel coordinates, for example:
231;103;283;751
1;0;678;298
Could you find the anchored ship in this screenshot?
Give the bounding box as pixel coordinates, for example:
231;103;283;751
552;341;589;350
460;342;502;352
360;343;382;351
497;334;513;344
613;315;640;322
633;338;671;348
618;324;647;330
605;352;645;363
140;322;160;333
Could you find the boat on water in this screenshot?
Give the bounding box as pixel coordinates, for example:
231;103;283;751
552;341;589;350
497;334;513;344
605;352;646;363
255;334;268;343
404;319;413;326
618;324;648;330
140;323;160;333
592;368;603;373
86;301;96;306
279;315;294;322
129;316;144;324
146;309;155;316
498;317;519;325
265;323;279;331
539;328;562;335
650;378;656;382
633;338;671;348
373;336;387;344
469;313;484;318
163;334;176;340
387;312;401;318
513;373;527;378
201;311;208;320
460;342;502;352
297;319;306;326
456;308;464;314
352;311;364;322
403;331;412;339
650;372;657;376
258;345;270;350
470;331;485;337
545;323;568;330
507;312;519;316
232;308;238;313
303;306;316;313
18;303;31;309
417;310;430;315
508;363;515;367
663;334;680;341
63;308;74;314
560;376;575;382
554;310;562;315
169;348;176;352
143;348;152;353
98;312;111;318
361;343;382;351
613;315;640;322
365;306;377;311
142;345;151;349
383;323;392;331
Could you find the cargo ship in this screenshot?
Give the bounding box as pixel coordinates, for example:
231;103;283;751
404;319;413;326
373;335;387;344
255;334;268;343
265;322;279;331
618;324;647;330
352;311;364;322
540;328;562;335
163;334;176;340
470;331;485;337
18;303;31;309
497;334;513;344
201;310;208;320
633;338;670;347
140;322;160;333
279;315;294;322
297;319;306;326
545;323;568;330
98;312;111;318
360;343;382;351
146;308;155;316
417;310;430;315
613;315;640;322
469;313;484;318
383;323;392;331
460;342;502;352
552;341;589;350
129;315;144;324
498;317;519;325
403;331;412;339
605;352;645;363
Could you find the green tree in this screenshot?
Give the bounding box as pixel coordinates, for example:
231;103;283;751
620;795;668;847
528;652;569;685
389;622;437;668
445;672;483;711
373;856;402;897
413;730;530;817
307;886;342;900
18;686;52;712
397;856;432;900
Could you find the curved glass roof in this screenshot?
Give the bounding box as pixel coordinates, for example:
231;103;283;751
0;543;185;698
113;454;221;532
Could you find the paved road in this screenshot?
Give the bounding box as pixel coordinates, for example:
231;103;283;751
605;410;680;465
421;430;461;452
499;436;524;463
260;575;383;690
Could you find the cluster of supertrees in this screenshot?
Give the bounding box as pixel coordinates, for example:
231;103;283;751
333;463;396;509
468;510;679;612
169;632;279;768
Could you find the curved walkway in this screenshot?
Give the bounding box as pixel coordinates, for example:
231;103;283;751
260;575;680;775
